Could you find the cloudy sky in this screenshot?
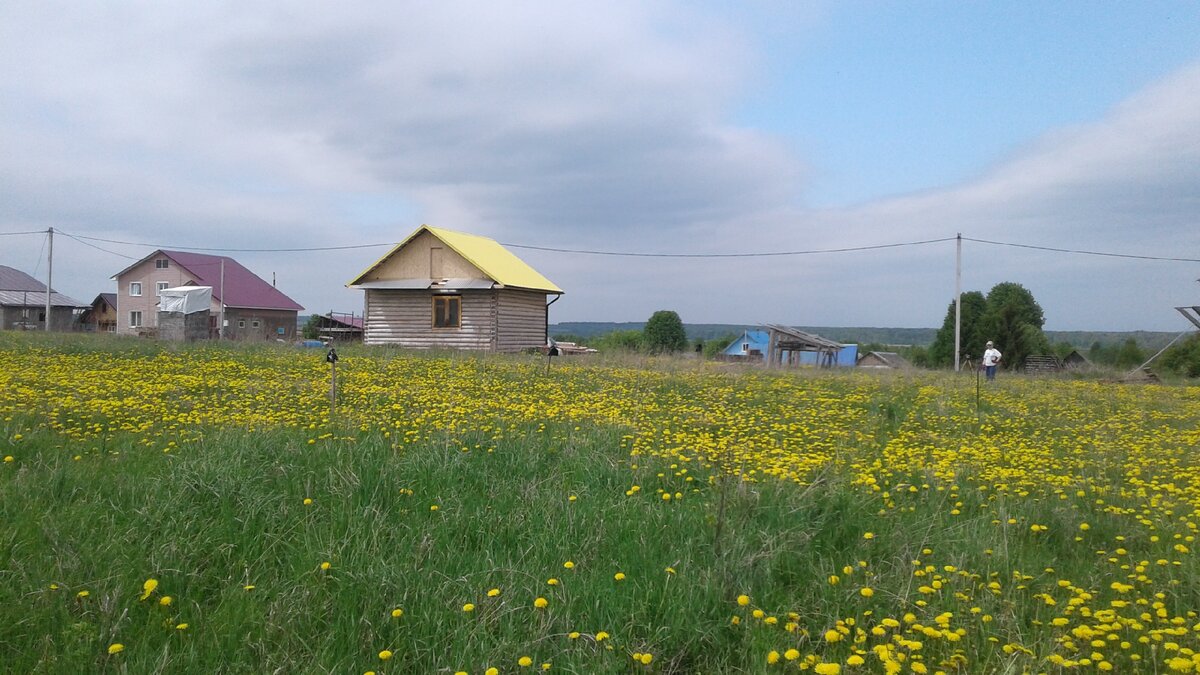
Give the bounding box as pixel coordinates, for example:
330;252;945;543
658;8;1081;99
3;1;1199;331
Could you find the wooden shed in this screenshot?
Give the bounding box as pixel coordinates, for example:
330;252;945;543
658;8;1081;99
763;324;843;368
348;225;563;351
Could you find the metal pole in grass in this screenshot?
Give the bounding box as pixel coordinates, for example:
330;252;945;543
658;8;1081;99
545;338;558;375
326;347;339;411
975;357;981;421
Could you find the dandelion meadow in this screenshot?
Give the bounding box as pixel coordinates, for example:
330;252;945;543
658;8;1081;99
2;333;1200;673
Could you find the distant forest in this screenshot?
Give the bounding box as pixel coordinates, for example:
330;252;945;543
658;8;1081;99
550;322;1183;352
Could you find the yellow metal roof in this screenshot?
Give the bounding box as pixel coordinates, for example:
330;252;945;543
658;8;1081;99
348;225;563;293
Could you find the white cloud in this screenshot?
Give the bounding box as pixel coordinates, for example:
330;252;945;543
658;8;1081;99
1;2;1197;331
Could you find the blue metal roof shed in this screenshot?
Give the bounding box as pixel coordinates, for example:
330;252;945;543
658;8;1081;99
722;330;769;360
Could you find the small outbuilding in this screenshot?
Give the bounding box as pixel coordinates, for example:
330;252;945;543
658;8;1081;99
348;225;563;351
312;312;365;342
0;265;88;331
764;324;843;368
80;293;118;333
721;330;769;360
857;351;911;369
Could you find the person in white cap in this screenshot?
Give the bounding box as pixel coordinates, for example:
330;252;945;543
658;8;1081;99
982;340;1002;381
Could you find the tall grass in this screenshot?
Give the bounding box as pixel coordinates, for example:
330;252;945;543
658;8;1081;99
2;334;1199;673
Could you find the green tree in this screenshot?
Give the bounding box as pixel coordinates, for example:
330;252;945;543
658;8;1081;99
928;291;987;367
1113;338;1146;369
977;282;1050;371
302;315;322;340
643;310;687;353
593;330;644;352
1159;333;1200;377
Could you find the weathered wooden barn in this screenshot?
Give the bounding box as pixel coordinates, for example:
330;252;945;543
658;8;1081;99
348;226;563;350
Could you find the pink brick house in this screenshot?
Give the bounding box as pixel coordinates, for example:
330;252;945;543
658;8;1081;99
112;250;303;340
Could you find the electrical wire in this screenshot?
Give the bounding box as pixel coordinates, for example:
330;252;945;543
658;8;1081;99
31;233;47;278
23;229;1200;264
962;237;1200;263
59;229;957;258
501;237;958;258
0;229;48;237
59;231;139;260
63;232;394;253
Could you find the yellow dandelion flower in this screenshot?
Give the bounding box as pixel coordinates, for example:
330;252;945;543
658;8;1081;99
768;651;781;664
139;578;158;601
860;587;874;598
379;650;393;660
463;603;475;612
518;655;533;667
737;594;751;606
107;643;124;655
614;572;626;581
159;596;173;606
784;648;800;660
175;623;188;630
547;578;559;585
563;561;575;569
488;588;501;597
391;608;404;618
76;590;90;598
640;653;653;665
320;561;331;571
863;532;874;540
486;669;499;675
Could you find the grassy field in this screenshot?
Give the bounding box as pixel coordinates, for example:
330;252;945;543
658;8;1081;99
2;333;1199;674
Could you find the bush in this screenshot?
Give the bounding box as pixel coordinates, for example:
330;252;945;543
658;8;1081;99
1159;334;1200;377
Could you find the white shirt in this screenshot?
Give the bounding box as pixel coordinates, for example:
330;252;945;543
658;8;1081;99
983;347;1001;367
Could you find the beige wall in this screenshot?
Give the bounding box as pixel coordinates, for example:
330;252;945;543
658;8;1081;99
360;231;485;282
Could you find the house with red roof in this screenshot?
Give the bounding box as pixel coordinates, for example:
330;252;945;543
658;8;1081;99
112;250;303;340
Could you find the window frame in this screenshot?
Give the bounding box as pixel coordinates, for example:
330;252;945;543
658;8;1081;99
130;310;143;327
431;294;462;329
155;281;170;296
155;259;169;269
129;282;142;297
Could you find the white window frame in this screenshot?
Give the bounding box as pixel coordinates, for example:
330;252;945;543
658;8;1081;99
156;281;170;296
129;282;142;297
155;259;169;269
130;311;143;327
237;319;246;328
251;320;260;328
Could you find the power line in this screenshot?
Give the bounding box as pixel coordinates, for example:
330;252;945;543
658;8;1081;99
18;228;1200;263
501;237;957;258
58;230;957;258
0;229;48;237
63;231;394;253
59;231;139;260
963;237;1200;263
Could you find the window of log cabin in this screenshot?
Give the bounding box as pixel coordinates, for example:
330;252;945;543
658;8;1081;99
432;295;461;328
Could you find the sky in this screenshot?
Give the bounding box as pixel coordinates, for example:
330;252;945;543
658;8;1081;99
2;1;1199;332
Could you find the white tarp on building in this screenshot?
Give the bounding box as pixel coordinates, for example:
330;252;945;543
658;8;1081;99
159;286;212;315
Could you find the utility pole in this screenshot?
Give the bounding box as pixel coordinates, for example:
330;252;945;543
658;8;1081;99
219;258;225;339
45;227;54;332
954;233;961;372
